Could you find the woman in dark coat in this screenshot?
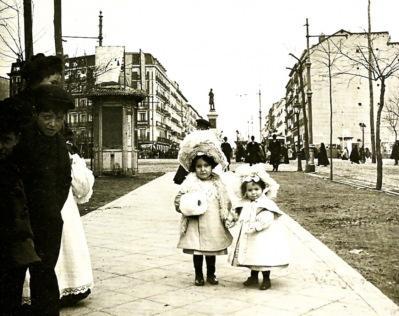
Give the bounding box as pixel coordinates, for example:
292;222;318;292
350;145;360;164
391;141;399;165
246;136;263;166
317;143;330;166
267;135;281;171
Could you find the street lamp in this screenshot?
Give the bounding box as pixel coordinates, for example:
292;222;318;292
359;122;366;149
293;101;303;172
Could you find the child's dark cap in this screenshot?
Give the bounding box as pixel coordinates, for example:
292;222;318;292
33;84;75;113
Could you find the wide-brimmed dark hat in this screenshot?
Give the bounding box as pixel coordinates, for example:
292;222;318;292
32;84;74;113
196;118;211;129
21;54;62;85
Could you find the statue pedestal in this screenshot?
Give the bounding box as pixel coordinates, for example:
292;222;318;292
207;111;218;129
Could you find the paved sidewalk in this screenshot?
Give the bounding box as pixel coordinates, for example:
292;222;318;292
61;173;399;316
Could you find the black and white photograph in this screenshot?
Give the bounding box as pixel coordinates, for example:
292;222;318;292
0;0;398;315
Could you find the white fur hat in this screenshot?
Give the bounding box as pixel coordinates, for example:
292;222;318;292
178;130;228;171
234;163;279;199
179;192;208;216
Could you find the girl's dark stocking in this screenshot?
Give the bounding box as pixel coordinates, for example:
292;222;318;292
243;270;259;286
260;271;271;290
193;255;204;286
193;255;203;277
205;256;216;277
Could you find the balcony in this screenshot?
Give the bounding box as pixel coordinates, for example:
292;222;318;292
137;120;149;126
156;121;171;130
138;136;150;142
157;136;172;144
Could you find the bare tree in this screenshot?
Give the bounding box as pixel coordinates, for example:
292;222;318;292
384;95;399;141
0;0;24;61
334;36;399;189
312;37;346;180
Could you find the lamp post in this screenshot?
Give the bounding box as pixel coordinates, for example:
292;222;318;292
293;101;303;172
359;122;366;148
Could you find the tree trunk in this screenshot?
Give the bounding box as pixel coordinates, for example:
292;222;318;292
328;63;333;181
54;0;64;84
23;0;33;60
298;64;310;169
375;78;385;190
368;0;376;163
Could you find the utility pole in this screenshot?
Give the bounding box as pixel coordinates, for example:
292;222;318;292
98;11;103;46
305;18;315;172
54;0;64;84
258;89;262;141
23;0;33;60
305;18;313;144
367;0;376;163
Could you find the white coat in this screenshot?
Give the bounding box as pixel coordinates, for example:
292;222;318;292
229;196;290;267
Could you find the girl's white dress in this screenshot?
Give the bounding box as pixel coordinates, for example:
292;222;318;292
24;153;94;299
229;195;290;270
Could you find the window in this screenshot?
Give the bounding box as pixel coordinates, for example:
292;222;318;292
139;112;146;121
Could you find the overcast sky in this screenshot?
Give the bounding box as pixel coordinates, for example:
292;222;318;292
1;0;398;143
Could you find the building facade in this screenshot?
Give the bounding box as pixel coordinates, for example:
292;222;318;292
277;30;399;156
264;98;286;140
64;51;200;158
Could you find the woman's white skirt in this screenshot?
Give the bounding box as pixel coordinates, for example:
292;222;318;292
24;188;94;298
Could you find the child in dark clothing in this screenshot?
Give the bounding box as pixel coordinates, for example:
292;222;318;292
0;99;40;315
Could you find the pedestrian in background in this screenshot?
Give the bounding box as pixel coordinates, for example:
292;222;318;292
359;146;366;164
13;84;74;315
221;136;233;171
317;143;329;167
341;147;349;160
0;100;40;315
174;131;233;286
267;134;281;171
246;136;263;166
365;147;371;160
350;145;360;164
391;141;399;165
281;145;289;164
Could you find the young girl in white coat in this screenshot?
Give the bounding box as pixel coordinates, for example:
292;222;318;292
229;165;289;290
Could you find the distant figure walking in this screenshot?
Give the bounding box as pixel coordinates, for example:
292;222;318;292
246;136;263;166
365;147;371;160
268;135;281;171
391;141;399;165
341;147;349;160
317;143;329;167
221;137;233;171
350;145;360;164
359;146;366;164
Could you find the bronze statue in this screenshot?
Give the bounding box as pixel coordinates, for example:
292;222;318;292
209;88;215;111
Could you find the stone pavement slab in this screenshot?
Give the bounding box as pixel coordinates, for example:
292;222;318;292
62;173;399;316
